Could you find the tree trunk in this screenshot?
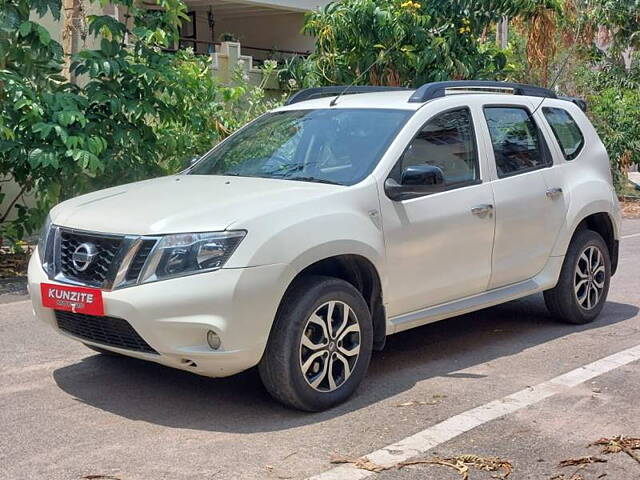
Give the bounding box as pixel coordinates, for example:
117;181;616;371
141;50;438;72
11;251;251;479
62;0;84;82
496;16;509;49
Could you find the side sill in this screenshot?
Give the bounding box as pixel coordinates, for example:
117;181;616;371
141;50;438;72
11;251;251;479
387;256;564;335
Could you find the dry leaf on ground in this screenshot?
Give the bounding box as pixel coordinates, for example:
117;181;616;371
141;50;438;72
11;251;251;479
399;454;512;479
396;394;447;407
83;476;122;480
589;436;640;465
620;201;640;219
0;252;30;278
559;456;607;467
590;436;640;453
329;456;390;473
399;458;469;478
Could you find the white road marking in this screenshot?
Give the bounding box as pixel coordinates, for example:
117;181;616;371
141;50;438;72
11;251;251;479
622;232;640;239
308;343;640;480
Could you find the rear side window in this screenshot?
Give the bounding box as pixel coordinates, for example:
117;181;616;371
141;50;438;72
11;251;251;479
396;108;479;187
484;106;551;178
542;107;584;160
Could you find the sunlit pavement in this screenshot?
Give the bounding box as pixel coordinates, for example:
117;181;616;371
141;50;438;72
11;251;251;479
2;219;640;480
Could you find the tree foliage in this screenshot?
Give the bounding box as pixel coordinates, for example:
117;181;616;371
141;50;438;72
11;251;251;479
0;0;279;245
571;1;640;189
281;0;554;89
587;0;640;59
576;60;640;190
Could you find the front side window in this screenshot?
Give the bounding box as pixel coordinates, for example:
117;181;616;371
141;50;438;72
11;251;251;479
189;108;412;186
542;107;584;160
484;106;551;178
393;108;479;186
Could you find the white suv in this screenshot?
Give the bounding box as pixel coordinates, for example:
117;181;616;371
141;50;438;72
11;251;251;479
29;81;621;411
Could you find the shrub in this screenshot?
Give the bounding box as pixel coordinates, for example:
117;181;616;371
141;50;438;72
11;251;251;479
0;0;279;245
577;61;640;191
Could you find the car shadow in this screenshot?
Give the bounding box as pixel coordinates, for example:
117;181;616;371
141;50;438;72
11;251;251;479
52;294;638;433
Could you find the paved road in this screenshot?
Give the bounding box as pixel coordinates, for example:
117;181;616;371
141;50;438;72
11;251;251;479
2;220;640;480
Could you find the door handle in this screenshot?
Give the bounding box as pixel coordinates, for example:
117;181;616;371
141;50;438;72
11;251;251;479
471;204;494;216
546;187;563;198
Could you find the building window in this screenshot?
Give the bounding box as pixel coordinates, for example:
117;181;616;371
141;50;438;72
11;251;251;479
180;11;197;50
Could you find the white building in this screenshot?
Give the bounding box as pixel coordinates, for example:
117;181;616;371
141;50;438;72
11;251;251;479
180;1;331;59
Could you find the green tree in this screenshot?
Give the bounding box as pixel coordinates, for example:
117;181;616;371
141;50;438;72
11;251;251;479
572;1;640;188
587;0;640;62
0;0;279;245
576;61;640;190
289;0;546;88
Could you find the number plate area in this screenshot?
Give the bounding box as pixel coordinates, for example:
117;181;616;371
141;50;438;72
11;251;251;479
41;283;104;316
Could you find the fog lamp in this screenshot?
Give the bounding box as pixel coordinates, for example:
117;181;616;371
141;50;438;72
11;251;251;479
207;330;221;350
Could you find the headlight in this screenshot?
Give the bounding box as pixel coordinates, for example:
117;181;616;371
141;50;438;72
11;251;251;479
140;231;246;283
37;214;52;269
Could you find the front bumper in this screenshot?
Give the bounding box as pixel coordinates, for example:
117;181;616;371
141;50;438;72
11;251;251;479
28;251;291;377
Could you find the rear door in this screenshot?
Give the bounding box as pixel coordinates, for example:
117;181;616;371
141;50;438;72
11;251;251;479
480;103;565;289
538;105;585;231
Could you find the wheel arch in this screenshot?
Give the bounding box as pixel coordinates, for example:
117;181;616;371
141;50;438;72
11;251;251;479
277;252;387;351
565;211;619;275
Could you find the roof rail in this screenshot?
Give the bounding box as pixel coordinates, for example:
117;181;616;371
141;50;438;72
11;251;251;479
558;96;587;112
284;86;409;105
408;81;557;103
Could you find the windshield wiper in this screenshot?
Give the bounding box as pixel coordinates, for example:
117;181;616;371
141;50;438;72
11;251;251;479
286;176;343;185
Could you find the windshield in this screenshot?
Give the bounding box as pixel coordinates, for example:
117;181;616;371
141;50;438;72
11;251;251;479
188;108;412;185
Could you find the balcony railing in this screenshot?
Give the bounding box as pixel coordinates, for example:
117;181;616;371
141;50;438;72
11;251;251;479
162;40;309;90
166;38;309;62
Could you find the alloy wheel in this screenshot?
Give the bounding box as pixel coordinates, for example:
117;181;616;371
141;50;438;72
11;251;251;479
299;300;361;392
574;245;606;310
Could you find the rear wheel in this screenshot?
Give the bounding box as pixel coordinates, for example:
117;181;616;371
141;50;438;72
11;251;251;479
259;275;373;411
544;229;611;324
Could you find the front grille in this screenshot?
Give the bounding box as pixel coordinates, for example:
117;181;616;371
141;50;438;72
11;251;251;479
59;230;122;287
55;310;158;354
125;239;156;281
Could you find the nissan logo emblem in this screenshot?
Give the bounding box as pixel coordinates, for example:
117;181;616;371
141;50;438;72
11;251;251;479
72;242;99;272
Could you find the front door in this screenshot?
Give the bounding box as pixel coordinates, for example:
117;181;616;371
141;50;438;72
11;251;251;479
380;107;495;318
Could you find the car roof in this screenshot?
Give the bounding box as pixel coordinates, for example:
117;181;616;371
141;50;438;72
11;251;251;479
276;90;422;111
275;90;586;114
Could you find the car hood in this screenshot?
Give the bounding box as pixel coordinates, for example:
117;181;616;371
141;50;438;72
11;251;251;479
51;175;343;235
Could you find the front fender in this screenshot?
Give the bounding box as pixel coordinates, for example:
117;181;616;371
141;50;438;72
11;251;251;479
224;181;386;283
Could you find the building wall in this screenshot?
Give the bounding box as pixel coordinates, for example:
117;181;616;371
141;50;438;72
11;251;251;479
189;10;314;57
229;0;329;11
29;2;105;52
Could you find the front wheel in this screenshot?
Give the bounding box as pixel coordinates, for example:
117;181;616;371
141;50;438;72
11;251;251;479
544;229;611;324
259;275;373;411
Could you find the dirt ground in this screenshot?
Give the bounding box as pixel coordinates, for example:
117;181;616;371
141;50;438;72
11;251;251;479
621;200;640;219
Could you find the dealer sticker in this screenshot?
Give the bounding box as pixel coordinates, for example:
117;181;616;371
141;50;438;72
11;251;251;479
41;283;104;316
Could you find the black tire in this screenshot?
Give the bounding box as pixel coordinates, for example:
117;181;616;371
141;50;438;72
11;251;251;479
84;343;122;356
544;229;611;324
259;275;373;411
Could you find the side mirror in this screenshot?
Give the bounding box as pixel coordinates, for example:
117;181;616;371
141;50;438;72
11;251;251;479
384;164;445;201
